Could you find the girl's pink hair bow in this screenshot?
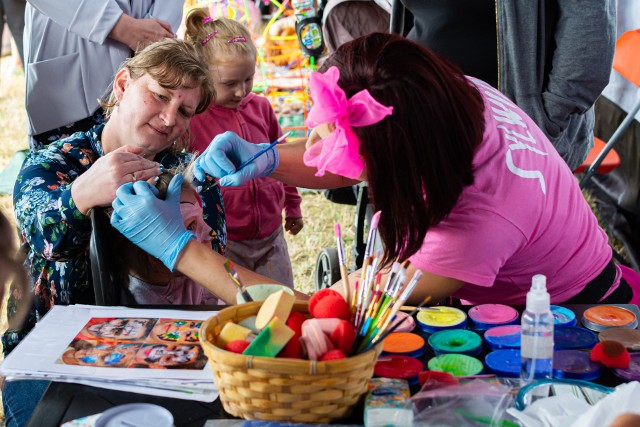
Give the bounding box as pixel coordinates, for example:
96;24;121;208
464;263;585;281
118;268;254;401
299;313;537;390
303;66;393;178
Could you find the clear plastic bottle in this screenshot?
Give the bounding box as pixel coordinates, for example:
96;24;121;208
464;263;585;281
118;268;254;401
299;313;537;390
520;274;554;386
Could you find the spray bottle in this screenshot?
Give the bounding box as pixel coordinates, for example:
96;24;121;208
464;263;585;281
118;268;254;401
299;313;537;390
520;274;554;388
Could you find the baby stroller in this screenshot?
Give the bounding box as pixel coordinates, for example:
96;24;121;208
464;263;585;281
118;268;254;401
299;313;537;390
312;0;399;290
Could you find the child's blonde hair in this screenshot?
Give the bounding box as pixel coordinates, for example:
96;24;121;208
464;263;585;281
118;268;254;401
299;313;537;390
184;8;257;65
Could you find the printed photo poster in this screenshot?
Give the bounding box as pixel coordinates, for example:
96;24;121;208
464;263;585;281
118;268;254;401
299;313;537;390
57;318;207;370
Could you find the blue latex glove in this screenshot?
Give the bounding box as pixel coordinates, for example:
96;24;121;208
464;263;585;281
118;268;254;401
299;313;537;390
193;131;279;186
110;175;195;271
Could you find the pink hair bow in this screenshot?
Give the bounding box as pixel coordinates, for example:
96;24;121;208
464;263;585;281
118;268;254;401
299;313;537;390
303;66;393;178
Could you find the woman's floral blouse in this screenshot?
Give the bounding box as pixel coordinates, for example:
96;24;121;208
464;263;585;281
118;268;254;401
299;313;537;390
2;124;226;355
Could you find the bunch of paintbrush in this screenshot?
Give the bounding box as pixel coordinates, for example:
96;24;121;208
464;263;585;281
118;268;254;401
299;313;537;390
334;211;431;355
223;259;253;302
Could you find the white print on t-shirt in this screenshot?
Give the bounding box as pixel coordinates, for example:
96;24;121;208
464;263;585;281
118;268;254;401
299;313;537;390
471;78;548;195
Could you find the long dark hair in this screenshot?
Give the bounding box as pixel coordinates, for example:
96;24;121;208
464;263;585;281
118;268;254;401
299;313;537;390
320;33;485;263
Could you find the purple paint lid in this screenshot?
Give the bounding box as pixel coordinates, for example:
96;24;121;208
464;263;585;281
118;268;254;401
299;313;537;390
554;327;598;350
552;350;603;381
484;325;521;350
613;352;640;381
468;304;519;330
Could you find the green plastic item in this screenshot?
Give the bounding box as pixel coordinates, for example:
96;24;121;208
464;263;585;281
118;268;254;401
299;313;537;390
427;353;483;376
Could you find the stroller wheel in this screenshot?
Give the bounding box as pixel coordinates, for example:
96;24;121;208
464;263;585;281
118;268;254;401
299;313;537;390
314;248;341;290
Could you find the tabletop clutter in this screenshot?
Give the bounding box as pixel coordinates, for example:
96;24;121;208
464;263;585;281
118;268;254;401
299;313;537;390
198;268;640;426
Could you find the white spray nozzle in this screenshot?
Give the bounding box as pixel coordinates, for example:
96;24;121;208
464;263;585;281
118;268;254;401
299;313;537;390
526;274;550;313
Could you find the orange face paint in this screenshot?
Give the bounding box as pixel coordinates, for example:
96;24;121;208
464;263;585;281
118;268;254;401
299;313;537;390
382;332;426;358
582;306;638;332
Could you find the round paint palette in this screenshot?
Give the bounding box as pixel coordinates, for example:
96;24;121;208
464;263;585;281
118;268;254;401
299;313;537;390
582;306;638;332
416;306;467;334
598;327;640;351
553;327;598;350
427;354;483;377
550;305;577;327
552;350;603;381
389;311;416;333
374;355;423;385
483;325;521;350
468;304;519;330
382;332;426;358
484;349;521;378
613;352;640;381
428;329;482;356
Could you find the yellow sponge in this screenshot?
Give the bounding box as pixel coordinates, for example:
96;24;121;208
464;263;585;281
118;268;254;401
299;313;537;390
217;322;253;348
255;289;296;330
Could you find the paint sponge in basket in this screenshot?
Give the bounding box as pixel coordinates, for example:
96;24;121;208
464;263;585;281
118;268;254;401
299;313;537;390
255;289;296;330
243;317;294;357
309;289;350;320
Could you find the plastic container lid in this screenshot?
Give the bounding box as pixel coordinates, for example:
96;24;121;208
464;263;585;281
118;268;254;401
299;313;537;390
374;355;423;382
416;307;467;333
582;306;638;332
428;329;482;355
484;349;521;378
95;403;173;427
427;354;483;377
554;327;598;350
598;327;640;351
389;311;416;332
613;352;640;381
552;350;603;381
382;332;426;358
483;325;521;350
550;305;577;327
467;304;519;330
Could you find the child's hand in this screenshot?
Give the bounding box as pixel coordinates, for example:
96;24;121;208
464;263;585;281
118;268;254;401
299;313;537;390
285;217;304;235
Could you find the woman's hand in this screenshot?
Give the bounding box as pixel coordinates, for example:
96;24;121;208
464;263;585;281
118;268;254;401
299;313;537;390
109;14;174;52
71;146;162;215
111;175;195;271
194;131;279;186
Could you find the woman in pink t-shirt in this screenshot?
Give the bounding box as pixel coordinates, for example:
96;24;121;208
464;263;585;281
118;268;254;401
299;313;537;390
111;33;638;306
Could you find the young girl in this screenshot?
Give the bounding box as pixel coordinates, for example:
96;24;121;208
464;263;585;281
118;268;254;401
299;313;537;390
95;165;224;305
184;10;303;288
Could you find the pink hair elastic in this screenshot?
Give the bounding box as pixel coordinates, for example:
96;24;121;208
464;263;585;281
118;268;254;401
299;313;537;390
203;16;213;24
201;30;218;46
227;36;247;43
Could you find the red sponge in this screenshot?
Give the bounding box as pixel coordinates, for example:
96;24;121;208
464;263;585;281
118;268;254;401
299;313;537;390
278;312;307;359
329;320;356;355
320;349;347;361
309;289;350;320
224;340;251;354
590;340;630;369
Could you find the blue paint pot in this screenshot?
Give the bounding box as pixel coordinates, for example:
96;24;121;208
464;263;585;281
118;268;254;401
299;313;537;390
484;349;521;378
554;327;598;350
484;325;521;350
552;350;602;381
550;305;577;327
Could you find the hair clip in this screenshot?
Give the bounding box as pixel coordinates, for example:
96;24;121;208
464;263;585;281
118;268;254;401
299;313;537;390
227;36;247;43
201;30;218;46
203;16;213;24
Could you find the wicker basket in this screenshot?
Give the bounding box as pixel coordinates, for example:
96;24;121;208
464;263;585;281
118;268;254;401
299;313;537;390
200;301;382;423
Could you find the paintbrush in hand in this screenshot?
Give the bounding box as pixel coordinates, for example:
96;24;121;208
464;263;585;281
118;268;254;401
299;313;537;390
223;259;253;302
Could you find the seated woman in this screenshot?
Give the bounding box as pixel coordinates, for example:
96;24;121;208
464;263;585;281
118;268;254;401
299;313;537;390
94;164;224;305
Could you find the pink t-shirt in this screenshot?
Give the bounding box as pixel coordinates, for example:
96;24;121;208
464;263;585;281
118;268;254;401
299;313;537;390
409;78;617;305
